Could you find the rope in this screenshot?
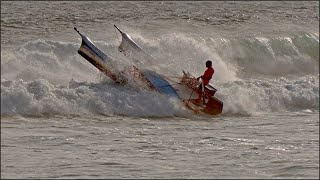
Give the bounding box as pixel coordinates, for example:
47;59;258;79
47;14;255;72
162;75;181;79
114;27;121;45
187;89;194;103
163;76;182;85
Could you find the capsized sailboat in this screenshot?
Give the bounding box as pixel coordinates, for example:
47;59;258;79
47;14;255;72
74;26;223;115
74;27;179;98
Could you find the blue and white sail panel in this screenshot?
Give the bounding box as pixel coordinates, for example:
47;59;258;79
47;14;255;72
75;27;119;81
141;69;179;98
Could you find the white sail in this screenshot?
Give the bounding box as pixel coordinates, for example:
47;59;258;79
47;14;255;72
114;25;156;68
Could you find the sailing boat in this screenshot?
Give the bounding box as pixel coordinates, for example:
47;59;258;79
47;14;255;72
74;25;223;115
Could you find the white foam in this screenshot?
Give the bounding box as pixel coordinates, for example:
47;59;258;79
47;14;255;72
1;31;318;117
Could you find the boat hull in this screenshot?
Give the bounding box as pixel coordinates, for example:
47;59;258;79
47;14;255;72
180;71;223;115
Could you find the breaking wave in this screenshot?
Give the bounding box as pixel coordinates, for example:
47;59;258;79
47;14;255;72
1;30;319;117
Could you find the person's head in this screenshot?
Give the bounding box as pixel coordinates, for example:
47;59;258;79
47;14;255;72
206;60;212;67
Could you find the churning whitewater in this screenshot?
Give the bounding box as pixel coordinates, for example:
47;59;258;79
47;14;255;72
1;29;319;117
1;1;319;179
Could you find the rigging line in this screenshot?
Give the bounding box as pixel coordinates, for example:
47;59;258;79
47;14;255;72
187;89;194;103
114;27;121;45
162;75;182;79
163;77;182;85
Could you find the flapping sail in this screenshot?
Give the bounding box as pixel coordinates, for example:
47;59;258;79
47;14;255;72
74;27;120;81
114;25;156;68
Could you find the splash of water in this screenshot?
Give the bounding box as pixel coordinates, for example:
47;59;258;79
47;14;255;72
1;30;319;117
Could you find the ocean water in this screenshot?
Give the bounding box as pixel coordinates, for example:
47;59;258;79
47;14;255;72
1;1;319;179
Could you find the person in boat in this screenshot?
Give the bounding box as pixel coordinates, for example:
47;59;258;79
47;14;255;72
196;60;214;104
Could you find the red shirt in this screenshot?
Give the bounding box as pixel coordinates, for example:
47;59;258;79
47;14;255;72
202;66;214;85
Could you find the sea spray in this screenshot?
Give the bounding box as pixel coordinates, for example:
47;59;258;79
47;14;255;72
1;29;318;117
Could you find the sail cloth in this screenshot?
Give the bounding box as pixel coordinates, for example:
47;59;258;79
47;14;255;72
141;69;180;98
114;25;179;98
74;27;120;81
114;25;156;68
